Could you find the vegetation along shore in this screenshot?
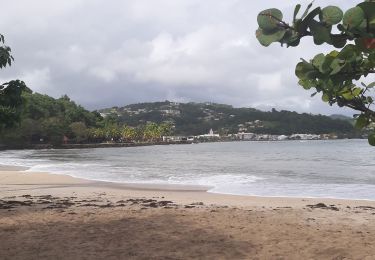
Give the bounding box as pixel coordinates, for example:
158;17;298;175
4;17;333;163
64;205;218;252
0;92;365;150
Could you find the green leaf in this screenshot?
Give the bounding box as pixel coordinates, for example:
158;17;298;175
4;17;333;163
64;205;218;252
295;61;318;80
331;35;347;48
301;2;314;19
357;2;375;33
330;59;346;75
309;20;332;45
328;50;340;58
356;114;369;129
298;79;315;90
319;55;335;74
337;44;359;62
343;7;365;29
320;6;343;25
293;4;301;22
322;93;330;102
280;29;301;47
257;8;283;31
342;91;354;100
256;28;286;47
352;87;362;97
299;7;321;34
368;133;375;146
312;53;325;69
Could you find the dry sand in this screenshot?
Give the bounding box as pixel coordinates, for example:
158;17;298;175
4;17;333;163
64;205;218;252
1;167;375;259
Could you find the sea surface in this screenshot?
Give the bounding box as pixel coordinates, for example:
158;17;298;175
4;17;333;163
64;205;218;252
1;140;375;200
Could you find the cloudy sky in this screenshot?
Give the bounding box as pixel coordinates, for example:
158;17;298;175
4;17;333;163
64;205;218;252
0;0;366;115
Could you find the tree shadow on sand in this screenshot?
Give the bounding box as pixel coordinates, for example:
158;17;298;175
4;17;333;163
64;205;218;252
0;210;255;260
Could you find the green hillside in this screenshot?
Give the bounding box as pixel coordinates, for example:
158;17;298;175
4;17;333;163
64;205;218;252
329;114;355;125
100;101;357;137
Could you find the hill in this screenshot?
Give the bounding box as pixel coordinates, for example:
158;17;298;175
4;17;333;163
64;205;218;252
329;114;355;125
0;92;103;147
99;101;357;137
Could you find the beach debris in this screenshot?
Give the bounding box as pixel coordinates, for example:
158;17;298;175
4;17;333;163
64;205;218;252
122;198;176;208
355;206;375;211
144;202;159;208
190;202;204;206
0;195;77;211
158;201;174;206
0;200;33;209
99;203;114;208
0;195;181;211
306;203;339;211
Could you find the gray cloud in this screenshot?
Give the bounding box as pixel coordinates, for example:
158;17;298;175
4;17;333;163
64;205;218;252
0;0;363;115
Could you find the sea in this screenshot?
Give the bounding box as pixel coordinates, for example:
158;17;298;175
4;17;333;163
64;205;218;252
1;139;375;200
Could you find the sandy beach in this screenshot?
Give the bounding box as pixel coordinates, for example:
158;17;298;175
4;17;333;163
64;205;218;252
1;167;375;259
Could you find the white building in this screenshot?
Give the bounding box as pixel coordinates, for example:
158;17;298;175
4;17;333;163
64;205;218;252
198;129;220;138
236;133;255;140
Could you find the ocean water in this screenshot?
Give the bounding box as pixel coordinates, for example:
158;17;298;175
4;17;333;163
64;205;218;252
1;140;375;200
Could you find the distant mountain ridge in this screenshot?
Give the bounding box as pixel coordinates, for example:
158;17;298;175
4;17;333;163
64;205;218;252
329;114;355;125
99;101;357;137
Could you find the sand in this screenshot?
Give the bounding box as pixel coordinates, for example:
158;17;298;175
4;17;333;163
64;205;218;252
1;167;375;259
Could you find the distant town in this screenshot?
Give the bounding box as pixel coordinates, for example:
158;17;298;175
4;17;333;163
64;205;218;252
163;128;338;144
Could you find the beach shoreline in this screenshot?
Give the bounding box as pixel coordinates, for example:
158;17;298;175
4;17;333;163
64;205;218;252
2;165;375;207
1;167;375;259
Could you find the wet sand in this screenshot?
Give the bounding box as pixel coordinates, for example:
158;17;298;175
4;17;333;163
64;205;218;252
1;167;375;259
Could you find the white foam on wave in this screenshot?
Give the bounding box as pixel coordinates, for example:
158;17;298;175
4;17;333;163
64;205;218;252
208;182;375;201
26;162;114;181
166;174;264;187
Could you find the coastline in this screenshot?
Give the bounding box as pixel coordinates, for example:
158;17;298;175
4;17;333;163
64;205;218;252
0;140;194;151
2;165;375;207
0;138;364;151
2;167;375;259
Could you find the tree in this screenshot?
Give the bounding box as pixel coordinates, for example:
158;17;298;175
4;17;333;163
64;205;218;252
143;122;162;142
159;122;174;136
120;125;137;142
0;34;30;130
69;122;88;143
256;1;375;145
41;117;65;145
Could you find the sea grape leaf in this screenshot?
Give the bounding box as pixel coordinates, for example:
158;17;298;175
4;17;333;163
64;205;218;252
256;28;286;46
320;6;343;25
331;35;347;48
368;132;375;146
295;61;318;80
309;20;332;45
322;93;330;102
343;7;365;29
299;7;322;35
257;8;283;31
330;59;346;75
301;2;314;19
293;4;301;22
357;2;375;33
355;114;369;129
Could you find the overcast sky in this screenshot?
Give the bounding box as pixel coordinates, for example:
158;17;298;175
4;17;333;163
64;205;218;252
0;0;369;115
